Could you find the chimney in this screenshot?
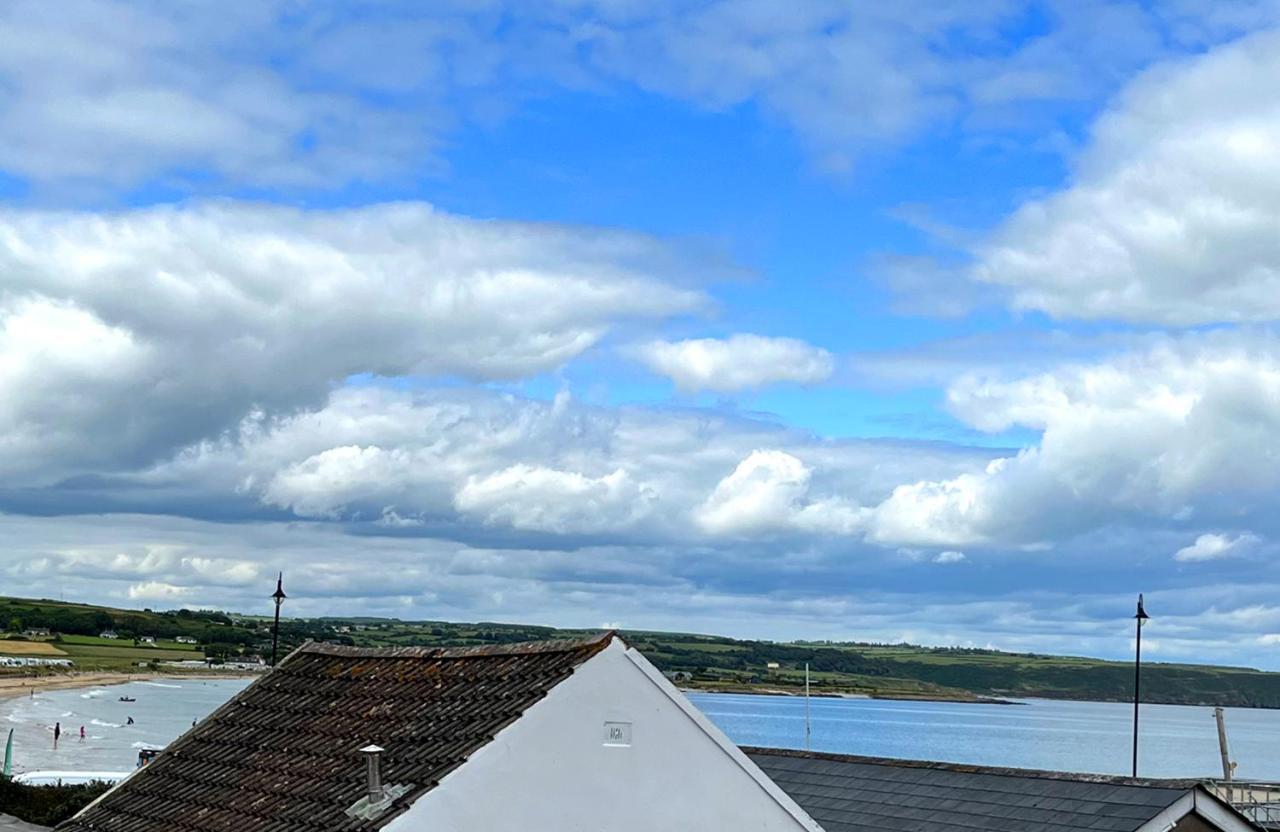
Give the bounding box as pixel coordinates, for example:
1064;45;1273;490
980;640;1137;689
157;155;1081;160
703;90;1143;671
358;744;385;804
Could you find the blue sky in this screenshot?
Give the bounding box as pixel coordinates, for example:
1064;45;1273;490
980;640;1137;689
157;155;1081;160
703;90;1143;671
7;0;1280;667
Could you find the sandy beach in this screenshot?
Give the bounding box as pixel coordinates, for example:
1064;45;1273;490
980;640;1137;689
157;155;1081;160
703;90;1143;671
0;671;254;701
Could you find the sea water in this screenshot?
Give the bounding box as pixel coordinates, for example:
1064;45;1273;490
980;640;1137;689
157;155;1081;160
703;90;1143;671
688;692;1280;780
6;680;1280;780
2;679;251;775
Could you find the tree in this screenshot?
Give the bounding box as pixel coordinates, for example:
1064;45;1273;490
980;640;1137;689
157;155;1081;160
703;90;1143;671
6;616;20;633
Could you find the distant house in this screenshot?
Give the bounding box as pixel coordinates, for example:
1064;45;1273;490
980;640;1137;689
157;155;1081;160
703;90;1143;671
174;635;198;644
21;628;51;638
137;635;156;645
99;630;119;639
0;656;72;668
747;747;1258;832
56;633;820;832
766;661;781;670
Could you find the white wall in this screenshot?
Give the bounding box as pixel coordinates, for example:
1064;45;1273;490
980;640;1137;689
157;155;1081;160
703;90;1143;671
384;639;821;832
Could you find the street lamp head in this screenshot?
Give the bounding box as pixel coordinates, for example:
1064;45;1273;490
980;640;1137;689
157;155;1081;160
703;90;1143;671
272;572;287;604
1135;593;1149;622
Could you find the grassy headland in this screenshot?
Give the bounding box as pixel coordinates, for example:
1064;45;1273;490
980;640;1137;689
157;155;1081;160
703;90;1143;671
4;596;1280;707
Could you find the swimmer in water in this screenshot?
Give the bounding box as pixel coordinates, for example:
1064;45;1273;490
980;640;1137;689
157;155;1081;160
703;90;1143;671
127;716;134;725
53;721;61;747
79;725;85;741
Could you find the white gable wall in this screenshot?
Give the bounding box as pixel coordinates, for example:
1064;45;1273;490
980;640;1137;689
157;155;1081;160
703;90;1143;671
383;639;822;832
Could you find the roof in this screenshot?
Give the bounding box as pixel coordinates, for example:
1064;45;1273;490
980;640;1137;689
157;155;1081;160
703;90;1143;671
744;747;1243;832
58;632;615;832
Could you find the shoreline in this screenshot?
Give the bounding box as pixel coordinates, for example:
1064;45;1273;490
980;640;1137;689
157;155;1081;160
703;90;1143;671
679;685;1018;706
0;671;257;701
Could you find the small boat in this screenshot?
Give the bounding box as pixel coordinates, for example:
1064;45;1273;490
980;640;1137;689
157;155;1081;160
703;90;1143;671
118;696;136;702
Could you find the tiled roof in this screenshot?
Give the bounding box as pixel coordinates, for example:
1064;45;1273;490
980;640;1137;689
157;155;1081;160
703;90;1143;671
745;747;1216;832
58;633;615;832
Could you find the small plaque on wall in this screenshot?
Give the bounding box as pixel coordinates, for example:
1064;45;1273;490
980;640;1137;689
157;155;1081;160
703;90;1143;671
603;721;632;746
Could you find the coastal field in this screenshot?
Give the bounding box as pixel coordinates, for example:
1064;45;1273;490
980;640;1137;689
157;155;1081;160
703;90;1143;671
0;639;66;656
56;643;204;668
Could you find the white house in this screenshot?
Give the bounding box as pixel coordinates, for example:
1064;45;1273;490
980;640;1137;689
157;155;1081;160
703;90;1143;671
98;630;119;639
58;633;822;832
174;635;198;644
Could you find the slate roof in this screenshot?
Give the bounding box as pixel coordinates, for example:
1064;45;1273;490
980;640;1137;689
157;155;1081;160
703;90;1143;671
58;632;615;832
745;747;1228;832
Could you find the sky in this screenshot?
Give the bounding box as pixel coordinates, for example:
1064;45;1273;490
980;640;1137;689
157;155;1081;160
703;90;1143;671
7;0;1280;667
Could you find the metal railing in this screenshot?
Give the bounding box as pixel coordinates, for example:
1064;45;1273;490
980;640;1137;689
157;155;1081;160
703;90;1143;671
1205;780;1280;826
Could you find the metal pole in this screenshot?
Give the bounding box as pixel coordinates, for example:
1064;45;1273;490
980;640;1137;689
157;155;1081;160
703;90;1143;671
1214;707;1234;781
270;572;286;666
804;663;811;752
271;601;281;666
1132;614;1141;776
1132;593;1148;778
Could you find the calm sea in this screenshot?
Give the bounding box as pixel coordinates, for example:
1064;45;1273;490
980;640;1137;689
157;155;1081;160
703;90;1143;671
687;692;1280;780
6;680;1280;780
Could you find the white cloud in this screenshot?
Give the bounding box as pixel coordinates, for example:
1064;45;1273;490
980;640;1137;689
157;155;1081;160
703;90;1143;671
455;465;656;534
868;336;1280;547
695;450;865;536
633;334;834;392
128;384;987;544
0;1;447;191
1175;532;1259;562
0;201;705;483
934;550;967;564
973;29;1280;325
1;2;1262;192
566;1;1260;168
263;446;429;520
127;580;192;601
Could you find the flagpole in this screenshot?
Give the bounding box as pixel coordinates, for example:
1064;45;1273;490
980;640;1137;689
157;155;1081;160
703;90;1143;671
804;663;812;752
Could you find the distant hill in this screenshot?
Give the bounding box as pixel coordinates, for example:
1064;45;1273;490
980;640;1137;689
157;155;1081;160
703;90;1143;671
4;595;1280;707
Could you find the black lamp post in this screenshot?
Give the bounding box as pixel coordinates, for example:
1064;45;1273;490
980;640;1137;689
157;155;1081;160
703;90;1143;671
270;572;287;666
1132;593;1150;777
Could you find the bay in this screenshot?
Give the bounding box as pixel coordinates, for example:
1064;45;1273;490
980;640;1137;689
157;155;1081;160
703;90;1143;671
687;692;1280;780
6;680;1280;782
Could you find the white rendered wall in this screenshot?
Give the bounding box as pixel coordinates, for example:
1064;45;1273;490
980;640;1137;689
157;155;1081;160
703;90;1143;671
383;639;820;832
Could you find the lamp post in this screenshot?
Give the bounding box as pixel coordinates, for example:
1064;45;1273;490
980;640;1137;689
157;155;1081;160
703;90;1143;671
270;572;287;666
1132;593;1150;778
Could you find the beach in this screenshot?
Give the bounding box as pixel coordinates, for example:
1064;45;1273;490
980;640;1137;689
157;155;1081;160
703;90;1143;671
0;671;254;702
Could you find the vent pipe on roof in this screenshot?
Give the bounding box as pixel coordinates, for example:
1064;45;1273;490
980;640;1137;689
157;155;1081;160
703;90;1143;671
359;744;385;804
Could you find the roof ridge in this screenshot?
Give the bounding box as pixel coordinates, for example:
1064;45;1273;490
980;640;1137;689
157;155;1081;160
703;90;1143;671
295;629;617;660
741;746;1202;789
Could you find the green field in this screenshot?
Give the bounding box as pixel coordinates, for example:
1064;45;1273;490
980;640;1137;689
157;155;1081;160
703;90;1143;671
58;633;200;651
